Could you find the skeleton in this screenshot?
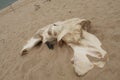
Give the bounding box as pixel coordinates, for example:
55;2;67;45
20;18;107;76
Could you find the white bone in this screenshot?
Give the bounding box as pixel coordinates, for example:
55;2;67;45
68;30;107;75
21;18;108;76
21;37;41;54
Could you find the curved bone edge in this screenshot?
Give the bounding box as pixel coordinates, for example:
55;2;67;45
57;18;87;42
68;31;107;76
69;44;94;76
93;61;106;68
20;37;41;55
20;18;108;76
82;30;107;58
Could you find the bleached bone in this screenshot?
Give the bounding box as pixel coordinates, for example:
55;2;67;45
21;18;86;55
67;30;107;75
20;18;107;76
20;37;42;55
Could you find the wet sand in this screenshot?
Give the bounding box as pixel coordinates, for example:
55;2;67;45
0;0;17;10
0;0;120;80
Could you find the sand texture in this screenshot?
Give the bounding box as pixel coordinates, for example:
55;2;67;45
0;0;120;80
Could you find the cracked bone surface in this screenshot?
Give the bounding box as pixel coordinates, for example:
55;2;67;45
21;18;107;76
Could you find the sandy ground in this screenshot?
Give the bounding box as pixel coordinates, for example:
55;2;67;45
0;0;120;80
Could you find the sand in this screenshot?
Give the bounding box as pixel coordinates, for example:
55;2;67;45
0;0;120;80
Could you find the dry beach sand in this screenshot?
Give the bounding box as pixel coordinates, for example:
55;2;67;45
0;0;120;80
